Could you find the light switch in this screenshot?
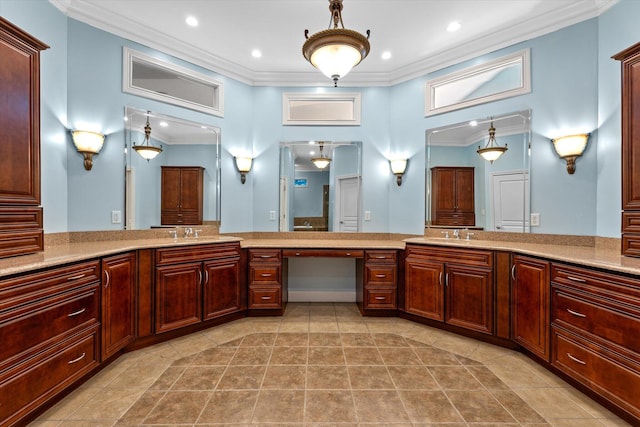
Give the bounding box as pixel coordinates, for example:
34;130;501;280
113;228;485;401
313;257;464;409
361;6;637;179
530;213;540;226
364;211;372;221
111;210;122;224
269;210;276;221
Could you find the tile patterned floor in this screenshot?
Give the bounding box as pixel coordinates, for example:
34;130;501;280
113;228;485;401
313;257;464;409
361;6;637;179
31;303;631;426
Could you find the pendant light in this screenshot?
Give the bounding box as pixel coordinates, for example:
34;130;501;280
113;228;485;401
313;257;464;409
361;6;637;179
303;0;370;87
477;119;508;163
311;142;332;169
132;111;163;161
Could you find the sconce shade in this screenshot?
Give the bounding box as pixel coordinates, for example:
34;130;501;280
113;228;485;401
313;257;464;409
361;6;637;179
303;0;370;87
551;133;589;174
132;111;163;161
477;120;508;163
390;159;408;186
235;156;253;184
72;130;105;171
311;143;332;169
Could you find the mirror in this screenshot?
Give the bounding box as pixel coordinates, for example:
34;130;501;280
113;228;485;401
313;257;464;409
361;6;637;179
279;141;362;232
124;106;221;229
426;110;531;232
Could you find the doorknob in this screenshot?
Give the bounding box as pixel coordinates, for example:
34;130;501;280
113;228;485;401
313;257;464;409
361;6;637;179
496;226;501;229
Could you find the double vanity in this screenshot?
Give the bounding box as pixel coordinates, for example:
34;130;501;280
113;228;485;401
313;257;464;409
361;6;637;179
1;232;640;426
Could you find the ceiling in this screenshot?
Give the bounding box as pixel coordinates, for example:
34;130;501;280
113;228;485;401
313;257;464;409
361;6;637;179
428;110;530;147
50;0;615;87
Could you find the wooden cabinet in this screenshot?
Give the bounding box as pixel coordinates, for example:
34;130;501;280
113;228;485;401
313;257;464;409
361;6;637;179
359;250;398;312
0;18;48;258
161;166;204;225
550;263;640;423
430;167;475;226
154;243;241;333
615;42;640;256
248;249;287;313
404;245;493;335
511;255;550;361
101;252;136;360
0;260;101;426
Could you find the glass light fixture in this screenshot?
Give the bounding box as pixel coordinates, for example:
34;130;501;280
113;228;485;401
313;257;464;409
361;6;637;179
235;156;253;184
551;133;589;174
311;143;332;169
132;111;163;161
303;0;370;87
71;130;105;171
390;159;408;186
477;120;508;163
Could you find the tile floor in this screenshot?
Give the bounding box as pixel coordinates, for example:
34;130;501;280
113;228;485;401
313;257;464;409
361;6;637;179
31;303;631;426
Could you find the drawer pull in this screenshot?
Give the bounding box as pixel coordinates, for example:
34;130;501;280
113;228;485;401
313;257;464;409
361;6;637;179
375;274;386;278
295;253;301;256
67;308;86;317
567;308;587;318
346;253;352;256
374;296;386;300
439;272;443;286
67;274;85;281
68;353;86;364
566;352;587;365
567;275;586;283
260;296;272;300
260;273;272;277
104;270;110;288
374;256;387;259
445;273;449;287
260;255;273;258
511;265;516;281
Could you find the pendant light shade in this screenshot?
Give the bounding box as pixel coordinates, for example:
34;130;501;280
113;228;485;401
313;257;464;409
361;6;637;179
311;142;332;169
303;0;370;87
477;120;508;163
132;111;163;161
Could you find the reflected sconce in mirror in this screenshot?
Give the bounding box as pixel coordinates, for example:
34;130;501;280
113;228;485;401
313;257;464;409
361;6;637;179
71;130;105;171
477;120;508;163
551;133;589;174
311;142;332;169
132;112;163;161
390;159;408;186
235;156;253;184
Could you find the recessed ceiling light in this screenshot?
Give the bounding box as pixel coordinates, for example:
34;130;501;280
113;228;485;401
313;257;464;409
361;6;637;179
447;21;461;32
185;16;198;27
251;49;262;58
469;120;478;126
310;151;316;156
159;121;168;127
381;51;392;60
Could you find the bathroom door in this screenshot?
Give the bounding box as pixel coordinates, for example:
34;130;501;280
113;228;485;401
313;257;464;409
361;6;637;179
336;176;360;232
491;171;529;232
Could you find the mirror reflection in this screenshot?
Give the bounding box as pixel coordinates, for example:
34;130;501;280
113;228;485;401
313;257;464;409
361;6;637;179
279;141;362;232
124;106;221;230
426;110;531;232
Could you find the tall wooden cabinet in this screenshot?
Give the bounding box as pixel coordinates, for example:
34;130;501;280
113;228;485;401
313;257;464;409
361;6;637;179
0;18;48;258
161;166;204;225
430;167;475;227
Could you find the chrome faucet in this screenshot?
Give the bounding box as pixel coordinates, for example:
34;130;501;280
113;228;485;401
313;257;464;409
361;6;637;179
194;229;202;238
169;229;177;239
452;229;460;239
184;227;193;238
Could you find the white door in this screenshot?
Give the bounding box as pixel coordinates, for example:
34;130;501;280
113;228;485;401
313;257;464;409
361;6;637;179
491;171;529;232
335;176;360;232
279;176;288;231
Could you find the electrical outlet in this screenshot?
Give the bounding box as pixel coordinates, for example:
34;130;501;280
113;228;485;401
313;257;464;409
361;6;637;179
530;213;540;227
111;210;122;224
364;211;372;221
269;210;276;221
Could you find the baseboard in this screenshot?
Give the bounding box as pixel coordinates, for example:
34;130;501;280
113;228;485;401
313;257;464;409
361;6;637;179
288;290;356;302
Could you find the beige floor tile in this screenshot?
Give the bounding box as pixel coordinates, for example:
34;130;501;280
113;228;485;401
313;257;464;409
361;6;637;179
217;365;266;389
274;332;309;346
428;365;485;390
515;387;597;420
347;365;395;389
262;365;306;389
306;365;350;389
278;321;310;332
67;387;146;420
337;321;369;332
304;390;357;422
386;365;440;390
170;366;225;390
343;346;384;365
446;389;518;423
251;389;305;423
229;346;272;365
414;346;462;365
37;386;103;421
197;390;258;424
309;320;339;332
142;390;211;424
378;346;422;365
372;332;410;347
269;346;308;364
399;390;465;423
431;334;480;356
352;390;411;423
308;332;342;346
307;346;345;365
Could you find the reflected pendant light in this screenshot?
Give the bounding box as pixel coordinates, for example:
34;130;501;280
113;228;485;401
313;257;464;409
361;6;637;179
311;142;332;169
303;0;370;87
477;120;508;163
132;111;163;161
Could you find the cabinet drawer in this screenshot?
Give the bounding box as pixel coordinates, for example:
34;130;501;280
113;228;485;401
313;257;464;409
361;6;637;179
0;327;99;426
249;286;281;308
552;287;640;354
365;266;396;286
283;249;364;258
551;263;640;301
0;284;99;370
405;245;492;268
622;211;640;233
365;250;397;263
0;260;100;311
155;243;240;265
161;212;200;225
248;249;282;263
250;266;281;285
365;289;396;309
552;328;640;420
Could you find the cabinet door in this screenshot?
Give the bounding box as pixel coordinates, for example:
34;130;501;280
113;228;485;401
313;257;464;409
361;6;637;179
454;168;475;213
445;263;493;334
179;168;203;214
161;167;182;213
512;255;550;360
203;257;242;320
102;253;136;359
155;262;202;333
432;168;456;213
405;258;444;320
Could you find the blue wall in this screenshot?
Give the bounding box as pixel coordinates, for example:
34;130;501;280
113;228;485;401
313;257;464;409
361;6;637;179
2;0;639;237
293;171;329;217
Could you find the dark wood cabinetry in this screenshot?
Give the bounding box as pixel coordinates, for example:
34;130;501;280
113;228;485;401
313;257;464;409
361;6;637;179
0;18;48;258
154;243;242;333
430;167;475;226
512;255;550;361
161;166;204;225
359;250;398;312
248;249;287;313
404;244;493;335
101;252;136;360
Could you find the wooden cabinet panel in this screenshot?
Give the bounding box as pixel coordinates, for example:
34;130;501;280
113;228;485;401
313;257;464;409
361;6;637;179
248;249;287;312
404;257;444;320
445;263;493;334
155;262;202;333
161;166;203;225
431;167;475;226
512;255;550;361
102;252;136;360
360;250;398;312
203;257;243;320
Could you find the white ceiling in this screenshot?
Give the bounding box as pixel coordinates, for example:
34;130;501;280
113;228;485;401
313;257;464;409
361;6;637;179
50;0;615;87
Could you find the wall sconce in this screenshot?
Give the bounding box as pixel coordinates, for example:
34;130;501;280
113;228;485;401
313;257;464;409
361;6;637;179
235;156;253;184
390;159;408;186
71;130;105;171
550;133;590;174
